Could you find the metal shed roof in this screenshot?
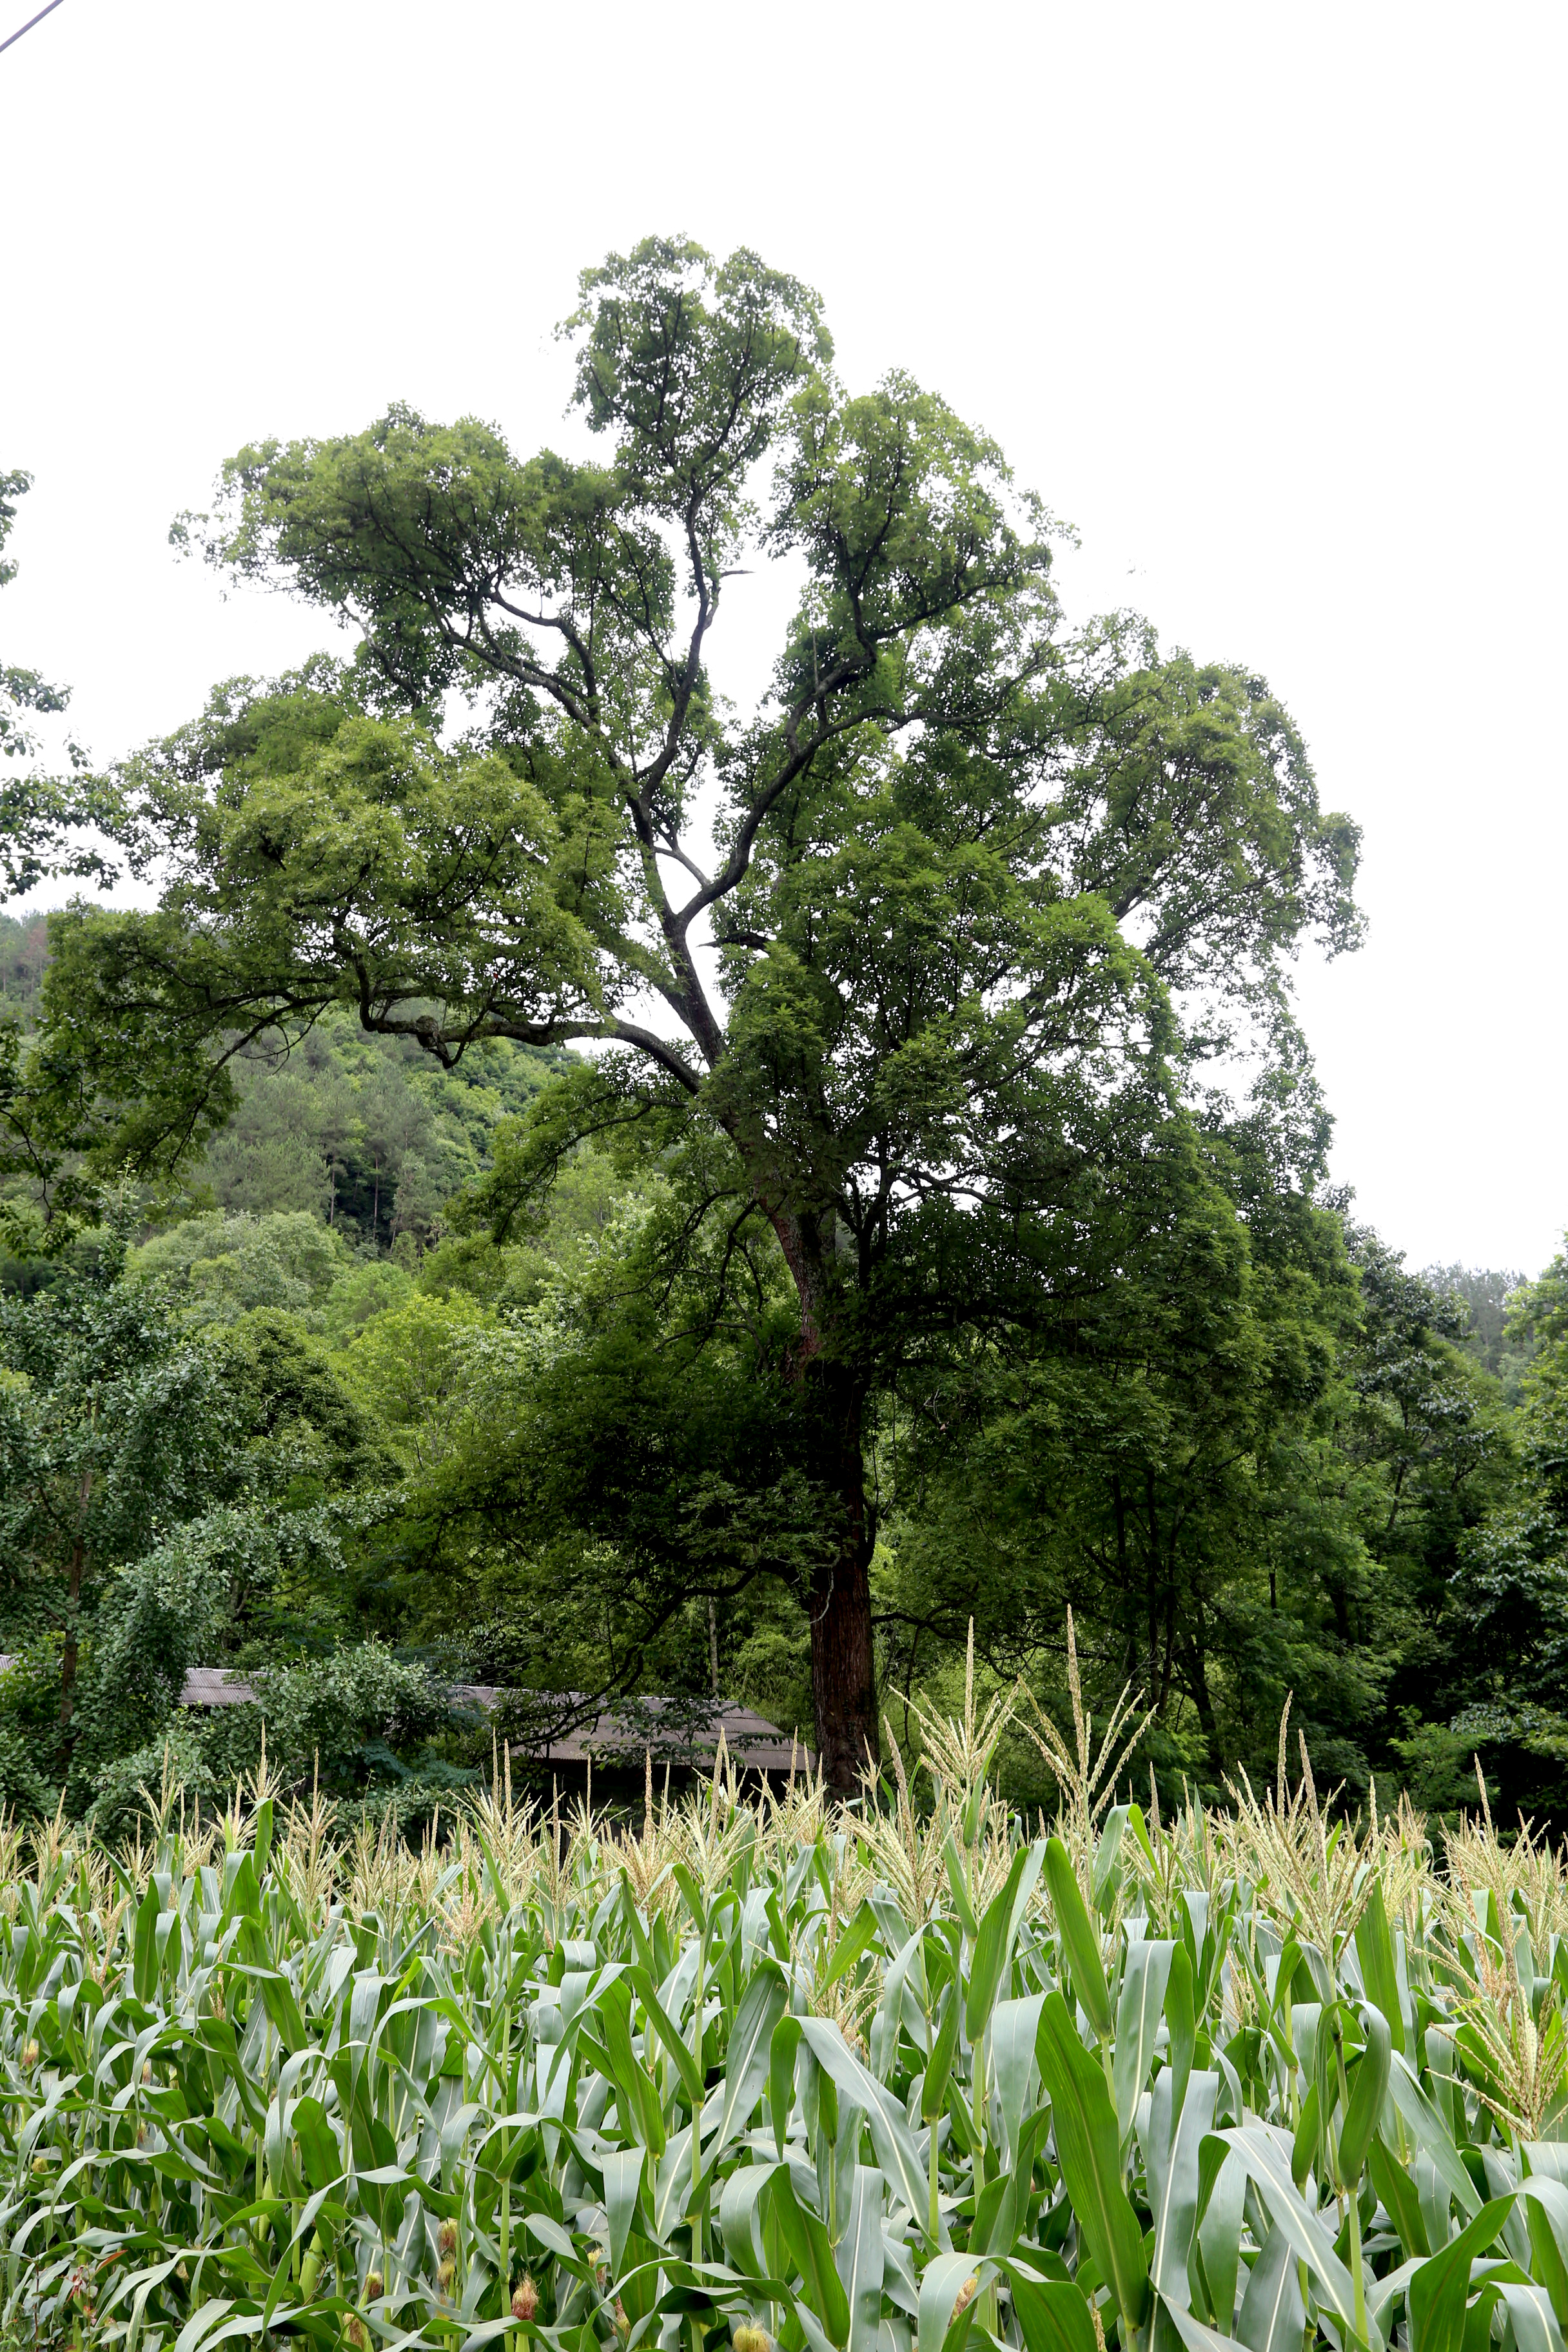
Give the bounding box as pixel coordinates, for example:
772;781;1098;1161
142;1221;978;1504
520;1696;814;1778
0;1658;257;1707
0;1659;814;1776
174;1667;257;1707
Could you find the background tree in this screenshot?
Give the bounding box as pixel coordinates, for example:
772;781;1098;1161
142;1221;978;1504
0;1195;444;1818
869;1111;1378;1791
1422;1259;1536;1402
1;471;72;772
0;473;109;1252
0;467;99;899
1421;1235;1568;1815
0;1207;234;1778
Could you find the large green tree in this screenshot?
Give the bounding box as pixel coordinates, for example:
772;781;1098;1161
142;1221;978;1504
26;239;1360;1787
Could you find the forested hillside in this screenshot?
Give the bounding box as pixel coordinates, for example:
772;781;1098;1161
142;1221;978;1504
2;909;570;1253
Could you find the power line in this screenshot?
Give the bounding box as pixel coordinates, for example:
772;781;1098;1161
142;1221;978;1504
0;0;66;59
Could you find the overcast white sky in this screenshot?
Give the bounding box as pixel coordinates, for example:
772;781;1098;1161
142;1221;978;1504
2;0;1563;1275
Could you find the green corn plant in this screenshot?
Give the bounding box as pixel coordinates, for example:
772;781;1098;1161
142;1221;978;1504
1;1687;1567;2352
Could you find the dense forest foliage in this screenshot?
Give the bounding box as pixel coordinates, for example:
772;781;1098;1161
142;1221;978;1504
2;244;1563;1832
3;903;1563;1832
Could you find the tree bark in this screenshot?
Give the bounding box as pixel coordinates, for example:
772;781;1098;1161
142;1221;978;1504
808;1396;879;1796
768;1204;880;1796
58;1571;80;1749
1179;1624;1224;1782
58;1479;89;1764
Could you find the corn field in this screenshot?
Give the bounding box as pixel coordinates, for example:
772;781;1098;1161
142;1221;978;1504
5;1652;1568;2352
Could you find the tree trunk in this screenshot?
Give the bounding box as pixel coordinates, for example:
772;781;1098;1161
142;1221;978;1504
58;1504;88;1763
808;1421;879;1796
59;1609;79;1749
1179;1625;1224;1781
767;1205;880;1796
